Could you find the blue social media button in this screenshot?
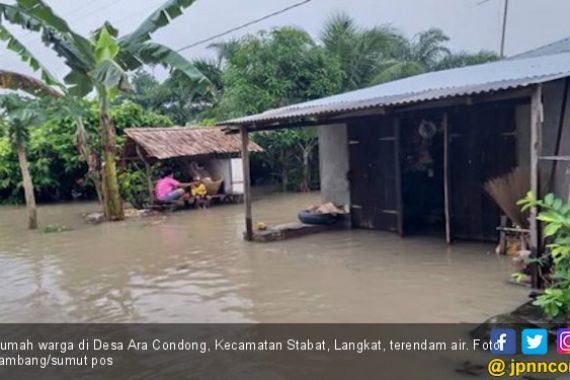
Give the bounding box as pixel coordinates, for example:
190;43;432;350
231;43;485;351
522;329;548;355
490;329;516;355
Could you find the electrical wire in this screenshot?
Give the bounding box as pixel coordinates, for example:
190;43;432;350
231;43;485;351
7;0;124;44
175;0;314;52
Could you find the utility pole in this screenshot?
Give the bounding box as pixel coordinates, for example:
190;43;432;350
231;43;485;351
500;0;509;57
478;0;510;57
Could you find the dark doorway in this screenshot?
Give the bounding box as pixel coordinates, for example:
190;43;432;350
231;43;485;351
345;103;516;243
347;116;402;233
400;114;446;237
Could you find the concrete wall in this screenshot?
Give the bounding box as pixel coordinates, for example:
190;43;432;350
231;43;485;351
318;123;350;206
206;158;231;193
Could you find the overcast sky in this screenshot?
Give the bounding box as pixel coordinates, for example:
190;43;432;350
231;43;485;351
2;0;570;80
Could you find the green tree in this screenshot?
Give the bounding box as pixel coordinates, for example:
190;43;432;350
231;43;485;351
214;28;342;191
0;0;210;221
0;98;172;205
433;50;499;71
320;12;402;91
125;61;222;125
0;96;45;229
372;28;451;84
217;27;343;118
208;39;241;68
372;29;498;84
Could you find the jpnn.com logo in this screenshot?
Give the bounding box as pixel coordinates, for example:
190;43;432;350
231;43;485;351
490;329;516;355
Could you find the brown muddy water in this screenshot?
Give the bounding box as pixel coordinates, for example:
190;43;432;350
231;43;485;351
0;192;528;323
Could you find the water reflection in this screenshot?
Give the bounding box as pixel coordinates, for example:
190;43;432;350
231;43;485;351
0;193;528;322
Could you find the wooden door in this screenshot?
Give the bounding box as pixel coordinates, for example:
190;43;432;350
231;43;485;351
348;116;402;233
448;104;516;241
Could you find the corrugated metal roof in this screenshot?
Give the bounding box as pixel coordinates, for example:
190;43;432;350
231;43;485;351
123;126;263;160
222;52;570;127
511;36;570;60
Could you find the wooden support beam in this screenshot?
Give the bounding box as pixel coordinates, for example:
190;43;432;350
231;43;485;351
394;117;403;236
135;144;154;204
443;112;452;244
530;84;543;289
240;126;253;241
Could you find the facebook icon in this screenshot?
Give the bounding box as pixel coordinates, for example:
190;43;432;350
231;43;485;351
490;329;517;355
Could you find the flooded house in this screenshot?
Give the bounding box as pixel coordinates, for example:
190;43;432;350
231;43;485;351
222;40;570;273
122;126;263;200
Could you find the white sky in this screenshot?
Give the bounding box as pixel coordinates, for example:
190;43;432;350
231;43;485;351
2;0;570;80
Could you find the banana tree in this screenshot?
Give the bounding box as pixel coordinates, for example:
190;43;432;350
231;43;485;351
0;0;210;220
0;70;63;98
0;96;45;229
0;71;63;229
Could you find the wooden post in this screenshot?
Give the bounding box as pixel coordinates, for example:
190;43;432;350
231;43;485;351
394;117;404;236
530;84;543;289
136;144;154;203
240;125;253;241
443;112;452;244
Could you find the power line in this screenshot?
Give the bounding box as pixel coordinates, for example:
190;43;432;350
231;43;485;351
7;0;124;45
176;0;314;52
112;0;166;25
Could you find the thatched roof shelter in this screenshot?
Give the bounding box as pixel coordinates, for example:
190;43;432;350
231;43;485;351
123;126;263;160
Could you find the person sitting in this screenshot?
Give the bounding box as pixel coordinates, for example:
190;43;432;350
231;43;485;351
155;169;186;203
191;181;208;198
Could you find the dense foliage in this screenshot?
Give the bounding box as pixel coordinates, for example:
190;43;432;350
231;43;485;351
0;0;210;220
519;192;570;319
216;28;343;118
0;101;171;204
123;60;222;125
1;12;501;202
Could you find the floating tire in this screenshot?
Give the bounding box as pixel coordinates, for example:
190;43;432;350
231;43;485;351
298;210;338;225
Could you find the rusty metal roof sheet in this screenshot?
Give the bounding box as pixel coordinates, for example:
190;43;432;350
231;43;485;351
222;52;570;127
123;126;263;160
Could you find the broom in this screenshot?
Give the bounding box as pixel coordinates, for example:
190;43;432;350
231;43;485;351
483;167;530;228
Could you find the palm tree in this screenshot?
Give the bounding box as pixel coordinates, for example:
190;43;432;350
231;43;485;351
0;0;210;221
433;50;499;71
0;96;45;229
320;12;402;91
208;39;241;68
372;28;451;84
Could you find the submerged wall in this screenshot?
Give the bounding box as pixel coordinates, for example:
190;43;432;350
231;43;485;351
318;124;350;206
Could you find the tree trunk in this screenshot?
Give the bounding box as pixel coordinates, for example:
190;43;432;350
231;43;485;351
87;152;104;205
279;150;289;192
301;148;310;192
16;143;38;229
98;89;124;221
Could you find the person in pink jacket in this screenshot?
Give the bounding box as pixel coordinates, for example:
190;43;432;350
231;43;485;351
155;169;186;202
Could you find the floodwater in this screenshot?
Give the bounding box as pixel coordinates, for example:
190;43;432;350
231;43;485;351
0;192;528;323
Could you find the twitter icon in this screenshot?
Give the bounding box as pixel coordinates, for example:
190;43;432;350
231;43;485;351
522;329;548;355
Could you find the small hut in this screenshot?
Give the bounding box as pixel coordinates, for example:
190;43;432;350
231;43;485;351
122;126;263;198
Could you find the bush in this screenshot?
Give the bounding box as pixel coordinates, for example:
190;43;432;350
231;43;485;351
0;99;172;204
519;192;570;319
